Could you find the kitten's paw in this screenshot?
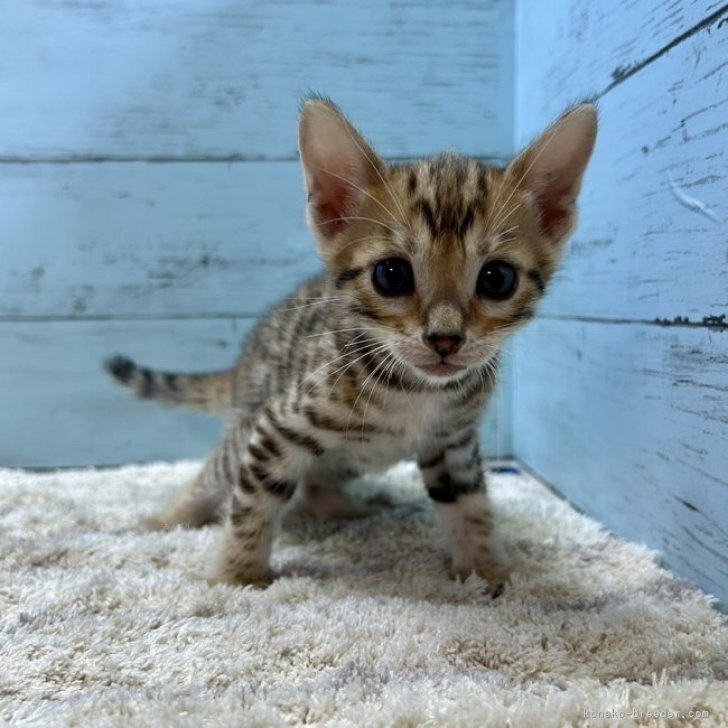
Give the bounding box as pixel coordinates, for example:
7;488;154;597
451;562;510;598
208;568;274;590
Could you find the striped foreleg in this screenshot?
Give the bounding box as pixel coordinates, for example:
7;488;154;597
417;429;507;594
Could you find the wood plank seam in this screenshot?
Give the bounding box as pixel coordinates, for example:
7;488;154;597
4;313;725;331
0;154;511;166
539;314;728;332
0;314;264;323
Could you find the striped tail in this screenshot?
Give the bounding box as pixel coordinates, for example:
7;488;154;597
104;355;233;414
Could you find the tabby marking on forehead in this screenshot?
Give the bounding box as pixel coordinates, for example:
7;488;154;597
397;156;488;243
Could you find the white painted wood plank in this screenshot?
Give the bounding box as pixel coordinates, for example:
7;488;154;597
0;0;513;159
512;320;728;603
533;17;727;323
0;162;321;318
0;319;512;468
516;0;725;139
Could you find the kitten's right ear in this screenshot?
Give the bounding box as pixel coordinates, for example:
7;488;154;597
299;99;383;240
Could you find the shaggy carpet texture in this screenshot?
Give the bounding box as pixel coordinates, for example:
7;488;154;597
0;461;726;727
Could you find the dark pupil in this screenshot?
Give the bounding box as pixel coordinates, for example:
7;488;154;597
477;261;517;300
373;258;414;296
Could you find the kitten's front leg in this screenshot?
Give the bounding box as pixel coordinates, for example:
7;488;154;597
418;429;507;594
215;404;323;587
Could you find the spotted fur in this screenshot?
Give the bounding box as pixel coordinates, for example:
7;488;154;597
107;98;597;593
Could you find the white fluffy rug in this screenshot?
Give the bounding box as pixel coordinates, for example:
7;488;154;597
1;461;726;727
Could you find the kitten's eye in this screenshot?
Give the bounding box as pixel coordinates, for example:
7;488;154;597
476;260;518;300
372;258;415;296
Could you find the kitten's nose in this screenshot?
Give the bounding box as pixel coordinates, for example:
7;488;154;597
424;332;463;358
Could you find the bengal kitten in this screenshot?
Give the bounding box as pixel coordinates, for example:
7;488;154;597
106;98;597;592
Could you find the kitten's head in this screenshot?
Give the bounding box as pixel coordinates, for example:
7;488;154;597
298;97;597;385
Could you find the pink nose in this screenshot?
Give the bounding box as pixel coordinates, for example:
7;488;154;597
423;333;463;358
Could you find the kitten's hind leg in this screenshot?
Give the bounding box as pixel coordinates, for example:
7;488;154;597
214;404;322;587
142;443;236;530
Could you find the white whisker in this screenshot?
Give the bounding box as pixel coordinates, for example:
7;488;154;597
484;120;563;237
325;340;391;392
360;351;398;435
316;167;404;229
320;215;399;237
345;348;394;435
342;125;412;233
277;296;346;312
304;339;386;386
304;326;383;339
314;341;391;393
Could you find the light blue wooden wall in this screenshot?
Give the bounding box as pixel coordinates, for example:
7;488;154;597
0;0;514;467
513;1;727;603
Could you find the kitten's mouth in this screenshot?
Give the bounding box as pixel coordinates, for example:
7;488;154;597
417;362;466;378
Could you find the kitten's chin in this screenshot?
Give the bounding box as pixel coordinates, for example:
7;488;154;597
417;362;467;378
410;361;472;385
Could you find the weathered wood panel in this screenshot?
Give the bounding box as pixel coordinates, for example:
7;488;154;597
0;0;513;160
0;162;320;318
512;320;727;602
515;1;727;604
484;345;513;460
0;319;512;468
532;12;727;323
516;0;725;137
0;318;249;467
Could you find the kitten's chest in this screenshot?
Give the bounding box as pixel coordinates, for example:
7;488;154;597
329;389;462;467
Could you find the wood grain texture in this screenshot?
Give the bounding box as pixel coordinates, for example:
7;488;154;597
515;0;726;135
535;15;727;323
515;0;727;604
0;0;513;160
0;319;512;468
0;318;246;467
512;320;727;602
0;162;319;318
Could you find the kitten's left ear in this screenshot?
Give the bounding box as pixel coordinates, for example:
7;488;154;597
299;98;384;241
508;104;597;245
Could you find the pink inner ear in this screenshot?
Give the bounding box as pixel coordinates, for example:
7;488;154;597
513;105;597;245
310;167;361;238
534;183;572;242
